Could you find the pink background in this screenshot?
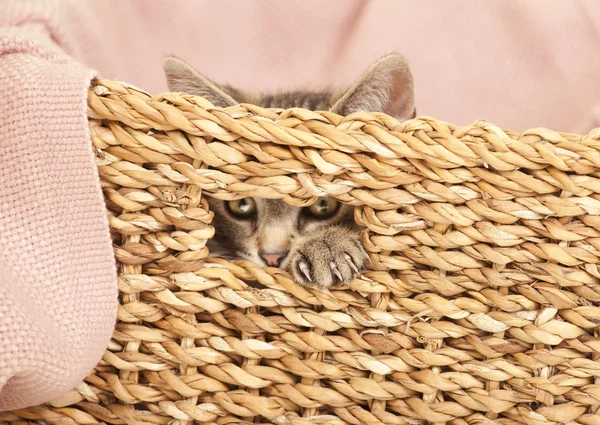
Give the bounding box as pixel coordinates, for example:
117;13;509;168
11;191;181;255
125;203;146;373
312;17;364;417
62;0;600;133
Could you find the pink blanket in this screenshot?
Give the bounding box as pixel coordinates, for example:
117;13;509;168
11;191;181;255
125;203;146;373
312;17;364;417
1;0;600;411
0;3;117;410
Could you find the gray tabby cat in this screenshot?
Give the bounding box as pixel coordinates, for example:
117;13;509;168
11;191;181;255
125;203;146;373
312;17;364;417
164;54;415;289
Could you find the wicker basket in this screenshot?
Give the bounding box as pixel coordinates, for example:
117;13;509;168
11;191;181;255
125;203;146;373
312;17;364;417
3;79;600;425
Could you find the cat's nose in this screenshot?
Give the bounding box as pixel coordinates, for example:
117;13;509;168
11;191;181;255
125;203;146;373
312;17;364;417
260;251;288;267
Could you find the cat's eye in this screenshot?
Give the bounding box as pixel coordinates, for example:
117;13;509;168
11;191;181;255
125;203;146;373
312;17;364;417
307;197;339;219
226;198;257;218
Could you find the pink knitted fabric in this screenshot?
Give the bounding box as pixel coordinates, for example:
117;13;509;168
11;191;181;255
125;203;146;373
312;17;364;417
0;5;117;411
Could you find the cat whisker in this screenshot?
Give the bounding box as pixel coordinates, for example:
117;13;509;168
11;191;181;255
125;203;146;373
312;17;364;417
329;261;343;282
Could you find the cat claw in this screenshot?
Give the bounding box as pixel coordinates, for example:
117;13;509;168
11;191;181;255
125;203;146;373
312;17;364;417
298;259;312;282
329;261;343;282
344;253;360;275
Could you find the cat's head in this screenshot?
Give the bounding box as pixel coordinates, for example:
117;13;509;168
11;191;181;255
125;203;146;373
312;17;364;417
162;54;415;268
204;197;358;269
164;53;416;119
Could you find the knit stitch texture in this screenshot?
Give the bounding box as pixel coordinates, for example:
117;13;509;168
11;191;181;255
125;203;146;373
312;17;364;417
0;6;117;411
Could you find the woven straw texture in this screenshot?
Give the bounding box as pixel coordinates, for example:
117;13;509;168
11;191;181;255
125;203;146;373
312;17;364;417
4;79;600;425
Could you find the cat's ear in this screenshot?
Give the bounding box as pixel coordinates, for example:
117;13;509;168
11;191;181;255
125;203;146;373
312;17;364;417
163;56;238;107
331;54;415;120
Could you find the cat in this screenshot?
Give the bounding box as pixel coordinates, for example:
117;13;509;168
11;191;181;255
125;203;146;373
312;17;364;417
163;54;415;289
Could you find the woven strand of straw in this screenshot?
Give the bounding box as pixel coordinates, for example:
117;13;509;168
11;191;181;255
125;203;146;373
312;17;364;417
4;79;600;425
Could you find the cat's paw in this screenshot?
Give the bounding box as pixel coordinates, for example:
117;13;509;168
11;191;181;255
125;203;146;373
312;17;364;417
287;226;368;289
